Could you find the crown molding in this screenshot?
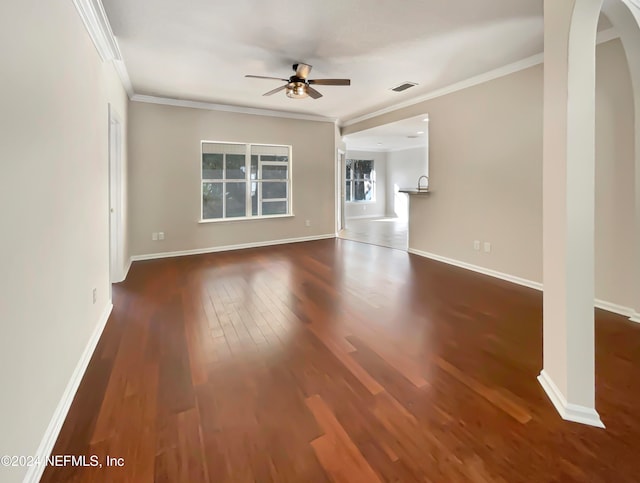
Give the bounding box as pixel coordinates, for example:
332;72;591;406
72;0;135;98
72;0;121;62
131;94;338;123
112;60;134;98
341;27;620;128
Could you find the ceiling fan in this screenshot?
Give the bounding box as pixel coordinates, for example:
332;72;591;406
245;63;350;99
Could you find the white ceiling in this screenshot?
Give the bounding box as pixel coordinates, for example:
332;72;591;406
103;0;547;122
344;115;429;151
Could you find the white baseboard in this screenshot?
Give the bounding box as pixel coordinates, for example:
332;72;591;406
23;302;113;483
130;234;336;262
594;299;635;318
537;370;605;428
122;257;132;281
112;258;132;284
407;248;543;291
407;248;638;321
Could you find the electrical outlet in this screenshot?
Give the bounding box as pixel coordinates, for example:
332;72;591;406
473;240;481;251
152;232;158;241
92;288;97;304
305;220;311;227
483;242;491;253
158;232;165;240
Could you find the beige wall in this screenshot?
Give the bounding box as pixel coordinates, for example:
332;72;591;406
344;150;387;219
595;39;635;307
348;39;634;309
128;102;336;256
407;62;545;281
0;1;129;481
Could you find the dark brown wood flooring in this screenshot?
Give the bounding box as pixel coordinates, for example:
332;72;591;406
42;239;640;482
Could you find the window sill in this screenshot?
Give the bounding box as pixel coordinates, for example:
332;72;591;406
199;214;295;224
346;201;376;204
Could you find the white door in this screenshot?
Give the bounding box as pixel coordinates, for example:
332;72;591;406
109;106;124;283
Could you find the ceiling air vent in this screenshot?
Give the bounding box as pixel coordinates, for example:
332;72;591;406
391;82;418;92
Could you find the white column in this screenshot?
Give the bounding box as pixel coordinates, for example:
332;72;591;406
539;0;604;427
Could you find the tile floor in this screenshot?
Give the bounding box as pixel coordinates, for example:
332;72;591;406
338;217;408;250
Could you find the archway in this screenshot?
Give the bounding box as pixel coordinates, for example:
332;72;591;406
540;0;640;427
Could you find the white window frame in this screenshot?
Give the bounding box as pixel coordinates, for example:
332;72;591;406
346;158;376;203
200;141;293;222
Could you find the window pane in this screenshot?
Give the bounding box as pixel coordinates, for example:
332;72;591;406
263;166;288;180
262;201;287;215
365;180;374;200
352;160;373;180
262;165;288;180
251;188;258;216
226;154;245;179
346;159;374;202
259;155;288;162
225;182;246;217
262;182;287;199
203;153;223;179
353;181;374;201
203;183;223;219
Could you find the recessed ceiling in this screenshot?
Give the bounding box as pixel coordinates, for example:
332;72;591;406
103;0;547;121
344;115;429;151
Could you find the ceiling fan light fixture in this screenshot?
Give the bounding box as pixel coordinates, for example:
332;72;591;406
286;82;308;99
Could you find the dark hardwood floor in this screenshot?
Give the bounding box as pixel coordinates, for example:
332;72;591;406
42;239;640;482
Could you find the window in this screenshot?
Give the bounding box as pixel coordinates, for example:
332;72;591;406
202;142;291;220
346;159;375;202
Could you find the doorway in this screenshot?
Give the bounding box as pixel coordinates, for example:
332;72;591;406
338;115;429;251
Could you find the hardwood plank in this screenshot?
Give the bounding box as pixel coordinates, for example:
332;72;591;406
434;356;532;424
308;325;385;395
306;395;382;483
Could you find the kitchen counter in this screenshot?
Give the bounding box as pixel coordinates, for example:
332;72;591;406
398;189;431;195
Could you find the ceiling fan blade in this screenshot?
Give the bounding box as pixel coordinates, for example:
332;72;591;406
294;63;312;79
245;75;289;81
306;86;323;99
308;79;351;86
263;85;287;96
